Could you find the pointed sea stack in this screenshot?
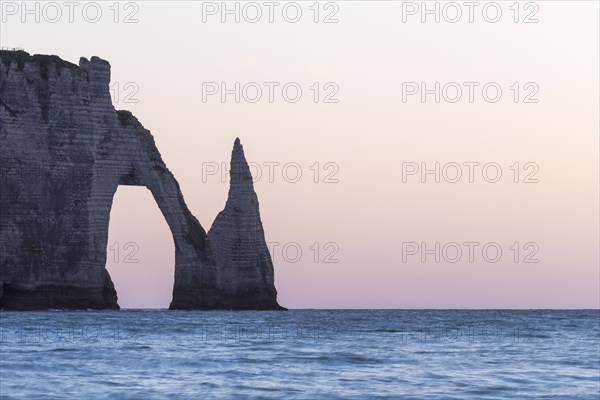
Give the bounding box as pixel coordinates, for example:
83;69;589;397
0;51;284;310
207;139;285;310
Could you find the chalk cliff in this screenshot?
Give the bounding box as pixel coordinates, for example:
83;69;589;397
0;50;283;310
206;139;282;310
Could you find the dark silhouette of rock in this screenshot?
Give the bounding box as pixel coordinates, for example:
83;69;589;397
206;138;284;310
0;50;283;310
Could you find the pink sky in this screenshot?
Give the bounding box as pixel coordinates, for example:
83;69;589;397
3;1;598;308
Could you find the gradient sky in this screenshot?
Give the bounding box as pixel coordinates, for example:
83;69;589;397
1;1;598;308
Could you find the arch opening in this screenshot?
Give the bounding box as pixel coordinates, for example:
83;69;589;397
105;186;175;309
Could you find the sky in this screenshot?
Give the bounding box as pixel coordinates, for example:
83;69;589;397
1;0;598;308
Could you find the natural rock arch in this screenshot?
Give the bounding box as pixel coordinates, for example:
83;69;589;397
0;50;284;310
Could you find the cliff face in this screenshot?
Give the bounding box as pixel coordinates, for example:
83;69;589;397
0;50;283;310
207;139;282;310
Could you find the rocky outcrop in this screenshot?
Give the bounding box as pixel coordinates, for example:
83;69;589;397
206;139;283;310
0;50;283;310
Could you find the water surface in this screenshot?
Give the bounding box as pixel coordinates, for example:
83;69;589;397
1;310;598;399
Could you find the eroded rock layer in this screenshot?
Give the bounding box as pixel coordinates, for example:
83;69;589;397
0;51;283;310
207;139;283;310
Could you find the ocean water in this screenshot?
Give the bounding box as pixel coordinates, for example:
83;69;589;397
0;310;598;399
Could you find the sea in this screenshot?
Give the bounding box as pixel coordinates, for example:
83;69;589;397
0;310;598;399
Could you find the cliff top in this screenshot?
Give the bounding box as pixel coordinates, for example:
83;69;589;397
0;50;110;76
0;50;80;72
